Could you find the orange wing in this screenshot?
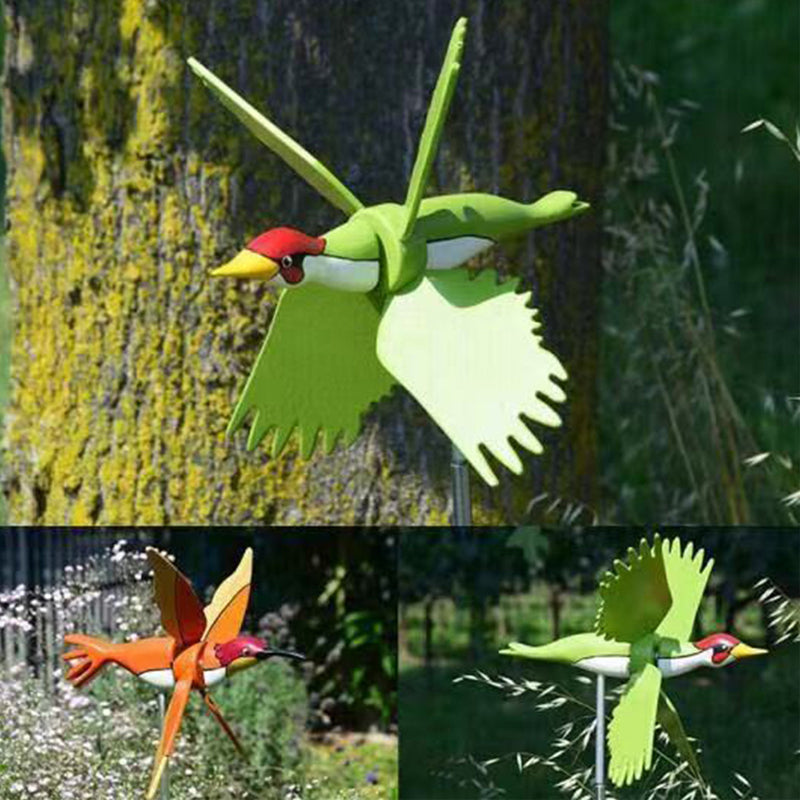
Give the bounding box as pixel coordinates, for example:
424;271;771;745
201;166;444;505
202;548;253;645
203;692;248;758
146;548;206;649
146;678;192;800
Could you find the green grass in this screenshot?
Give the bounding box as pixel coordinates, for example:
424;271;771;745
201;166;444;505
307;734;398;799
399;587;800;800
609;0;799;460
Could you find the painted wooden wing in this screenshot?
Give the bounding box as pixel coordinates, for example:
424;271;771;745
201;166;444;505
202;548;253;645
655;537;714;642
187;58;363;217
146;678;192;800
595;536;671;643
146;548;206;649
227;284;395;457
376;268;567;486
608;662;662;787
401;17;467;239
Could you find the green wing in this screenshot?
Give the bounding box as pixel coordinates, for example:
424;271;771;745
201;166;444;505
376;268;567;486
595;536;672;643
655;537;714;642
401;18;467;239
657;690;705;785
228;286;395;456
188;58;363;217
608;662;662;787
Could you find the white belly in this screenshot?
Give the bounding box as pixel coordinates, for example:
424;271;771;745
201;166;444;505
575;656;631;679
138;667;226;690
426;236;493;270
657;653;707;678
574;652;707;680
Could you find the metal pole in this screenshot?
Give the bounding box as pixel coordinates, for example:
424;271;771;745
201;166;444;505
595;674;606;800
450;445;472;527
158;692;169;799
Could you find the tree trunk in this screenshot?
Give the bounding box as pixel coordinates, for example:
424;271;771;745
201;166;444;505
423;596;434;668
1;1;607;524
549;584;563;640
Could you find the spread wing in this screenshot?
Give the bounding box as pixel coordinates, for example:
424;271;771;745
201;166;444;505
657;690;705;785
595;536;671;643
376;268;567;486
203;692;248;758
146;548;206;649
202;548;253;645
655;537;714;642
608;662;662;787
146;678;193;800
401;18;467;239
187;58;363;217
228;285;395;457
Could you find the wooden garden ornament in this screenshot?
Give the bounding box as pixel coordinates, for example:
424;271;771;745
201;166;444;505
502;535;767;789
63;548;305;799
187;16;588;489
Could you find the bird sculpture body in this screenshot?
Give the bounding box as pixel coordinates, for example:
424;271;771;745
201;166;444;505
188;16;589;486
63;548;304;800
502;535;767;787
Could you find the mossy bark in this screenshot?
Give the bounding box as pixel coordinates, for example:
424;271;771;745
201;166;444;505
2;1;607;525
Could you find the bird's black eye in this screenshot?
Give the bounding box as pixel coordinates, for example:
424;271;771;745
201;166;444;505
713;643;729;654
281;255;293;269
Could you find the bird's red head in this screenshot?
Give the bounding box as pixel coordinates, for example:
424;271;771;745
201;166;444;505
215;635;306;676
693;632;767;667
215;635;270;666
213;226;325;285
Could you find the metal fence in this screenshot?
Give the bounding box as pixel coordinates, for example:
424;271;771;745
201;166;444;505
0;529;154;694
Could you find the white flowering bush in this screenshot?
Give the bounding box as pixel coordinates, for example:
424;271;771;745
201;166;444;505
0;541;350;800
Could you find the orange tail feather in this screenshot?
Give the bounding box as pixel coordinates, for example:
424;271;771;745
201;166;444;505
63;634;111;689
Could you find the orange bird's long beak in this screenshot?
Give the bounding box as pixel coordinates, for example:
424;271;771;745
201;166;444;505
212;249;279;279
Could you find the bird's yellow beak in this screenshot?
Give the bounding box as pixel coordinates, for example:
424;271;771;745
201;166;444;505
731;642;768;660
212;249;279;280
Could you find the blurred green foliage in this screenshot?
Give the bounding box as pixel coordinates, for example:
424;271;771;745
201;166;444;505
306;735;398;800
602;0;799;523
611;0;798;392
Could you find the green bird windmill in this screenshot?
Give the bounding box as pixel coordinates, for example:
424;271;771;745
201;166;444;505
188;18;588;518
501;535;767;794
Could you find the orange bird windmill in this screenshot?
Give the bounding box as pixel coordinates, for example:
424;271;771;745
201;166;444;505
63;547;305;799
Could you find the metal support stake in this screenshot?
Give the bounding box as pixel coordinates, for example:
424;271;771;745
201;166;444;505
595;674;606;800
158;692;169;799
450;445;472;527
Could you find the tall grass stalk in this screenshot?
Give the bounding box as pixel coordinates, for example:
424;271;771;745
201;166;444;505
602;64;790;523
454;671;759;800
